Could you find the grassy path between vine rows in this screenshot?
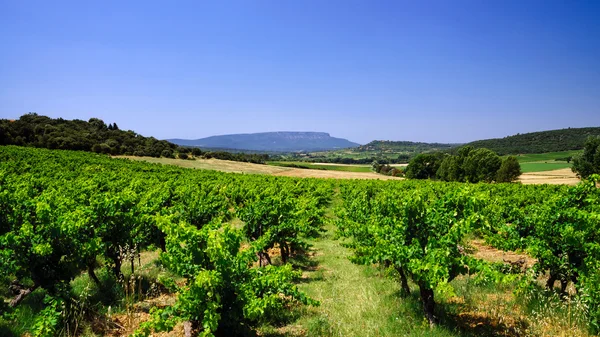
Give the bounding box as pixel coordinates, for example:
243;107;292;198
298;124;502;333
263;192;461;337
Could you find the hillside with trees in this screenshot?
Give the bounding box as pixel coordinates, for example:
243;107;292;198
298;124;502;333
357;140;457;153
0;113;180;157
466;127;600;155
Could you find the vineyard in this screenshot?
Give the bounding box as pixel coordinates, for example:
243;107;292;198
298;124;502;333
1;146;599;336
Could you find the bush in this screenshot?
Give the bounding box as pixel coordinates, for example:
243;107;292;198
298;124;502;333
161;149;174;158
191;148;202;156
176;146;190;154
178;153;188;160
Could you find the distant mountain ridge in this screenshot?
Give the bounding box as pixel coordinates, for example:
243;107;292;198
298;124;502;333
465;127;600;155
169;131;359;152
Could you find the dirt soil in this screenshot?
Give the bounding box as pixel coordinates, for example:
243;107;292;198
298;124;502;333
470;239;536;269
518;168;580;185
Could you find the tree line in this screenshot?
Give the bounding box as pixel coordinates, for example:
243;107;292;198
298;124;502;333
404;146;521;183
0;113;179;157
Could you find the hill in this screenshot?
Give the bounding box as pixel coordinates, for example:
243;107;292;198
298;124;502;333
169;131;359;152
357;140;458;153
466;127;600;155
285;140;459;164
0;113;178;157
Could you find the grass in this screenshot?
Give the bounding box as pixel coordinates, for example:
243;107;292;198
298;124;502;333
262;193;486;337
504;150;579;173
281;223;458;337
520;162;572;173
0;250;181;337
0;288;47;337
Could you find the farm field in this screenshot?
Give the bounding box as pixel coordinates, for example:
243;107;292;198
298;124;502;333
120;156;402;180
119;155;290;175
511;150;578;173
2;146;598;337
270;167;400;180
519;162;572;173
513;150;580;163
268;161;374;172
268;161;408;172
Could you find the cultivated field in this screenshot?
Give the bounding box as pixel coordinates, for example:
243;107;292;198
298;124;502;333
512;150;578;173
3;147;597;337
120;156;403;180
122;156;579;185
120;155;290;175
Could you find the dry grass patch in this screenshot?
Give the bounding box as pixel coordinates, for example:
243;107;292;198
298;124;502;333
117;156;290;175
518;168;579;185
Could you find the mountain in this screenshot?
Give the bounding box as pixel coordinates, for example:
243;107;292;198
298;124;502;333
169;132;359;152
465;127;600;155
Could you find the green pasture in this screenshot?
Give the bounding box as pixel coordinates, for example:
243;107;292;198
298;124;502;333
520;162;572;173
511;150;580;163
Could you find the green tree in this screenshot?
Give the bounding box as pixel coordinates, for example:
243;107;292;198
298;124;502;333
496;156;521;182
463;148;501;182
436;155;457;181
88;118;107;131
371;160;381;172
405;153;444;179
572;136;600;178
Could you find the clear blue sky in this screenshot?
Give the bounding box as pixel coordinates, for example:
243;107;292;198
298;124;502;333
1;0;599;144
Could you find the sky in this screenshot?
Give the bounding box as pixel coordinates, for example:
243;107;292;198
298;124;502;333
1;0;599;144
